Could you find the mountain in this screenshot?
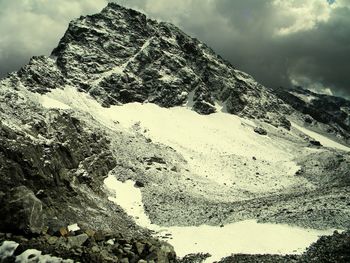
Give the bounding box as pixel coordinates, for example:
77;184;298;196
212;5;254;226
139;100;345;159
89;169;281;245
274;86;350;143
18;3;292;128
0;3;349;263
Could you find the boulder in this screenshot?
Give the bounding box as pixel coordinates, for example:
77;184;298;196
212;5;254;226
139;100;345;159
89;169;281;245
1;186;45;234
309;140;322;146
253;127;267;135
134;181;145;188
67;234;89;248
157;243;176;263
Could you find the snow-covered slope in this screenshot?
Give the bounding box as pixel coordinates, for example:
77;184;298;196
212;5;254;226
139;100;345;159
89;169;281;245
104;175;336;263
36;86;311;200
35;86;350;227
274;86;350;145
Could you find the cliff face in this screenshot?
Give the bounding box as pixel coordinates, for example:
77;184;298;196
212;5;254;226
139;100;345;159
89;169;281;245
17;3;292;128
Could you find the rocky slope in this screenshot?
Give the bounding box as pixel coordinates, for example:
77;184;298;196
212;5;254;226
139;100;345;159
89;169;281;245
274;86;350;144
19;2;292;128
0;2;350;263
0;75;177;262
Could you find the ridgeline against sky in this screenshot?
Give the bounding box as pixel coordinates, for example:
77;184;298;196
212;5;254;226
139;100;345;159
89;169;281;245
0;0;349;97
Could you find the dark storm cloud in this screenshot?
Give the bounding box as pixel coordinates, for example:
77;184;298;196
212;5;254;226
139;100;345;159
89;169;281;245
0;0;349;97
284;5;350;97
212;0;350;97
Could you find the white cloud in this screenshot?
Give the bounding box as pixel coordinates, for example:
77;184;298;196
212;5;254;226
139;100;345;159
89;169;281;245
0;0;108;74
274;0;334;35
291;75;333;95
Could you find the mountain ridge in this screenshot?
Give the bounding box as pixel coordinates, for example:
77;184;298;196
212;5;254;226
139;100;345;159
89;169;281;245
14;2;294;129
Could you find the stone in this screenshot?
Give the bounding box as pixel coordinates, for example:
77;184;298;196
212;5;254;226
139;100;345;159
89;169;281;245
91;246;100;253
310;140;322;146
67;223;80;232
253;127;267;135
120;258;129;263
94;230;107;241
67;234;89;247
0;240;19;259
60;227;69;237
1;186;45;234
47;236;58;245
134;242;145;255
134;181;145;188
84;229;96;237
106;239;115;245
170;166;178;172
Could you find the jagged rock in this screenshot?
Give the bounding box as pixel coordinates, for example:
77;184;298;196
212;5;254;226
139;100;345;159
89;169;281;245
178;253;211;263
144;156;166;164
0;241;18;260
47;236;58;245
157;243;176;263
84;229;96;238
60;227;69;237
67;234;88;248
1;186;45;235
134;242;145;255
304;116;313;124
192;100;216;115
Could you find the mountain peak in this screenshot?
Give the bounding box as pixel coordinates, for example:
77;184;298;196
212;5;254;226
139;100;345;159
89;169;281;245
103;2;145;17
18;3;292;128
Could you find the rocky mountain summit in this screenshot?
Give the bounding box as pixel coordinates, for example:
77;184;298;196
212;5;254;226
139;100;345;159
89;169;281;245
1;2;350;263
18;2;292;128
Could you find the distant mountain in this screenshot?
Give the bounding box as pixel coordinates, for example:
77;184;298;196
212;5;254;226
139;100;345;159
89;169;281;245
274;86;350;143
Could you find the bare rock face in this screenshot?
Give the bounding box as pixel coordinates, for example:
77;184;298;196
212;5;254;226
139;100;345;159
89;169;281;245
16;3;292;128
2;186;45;235
274;86;350;143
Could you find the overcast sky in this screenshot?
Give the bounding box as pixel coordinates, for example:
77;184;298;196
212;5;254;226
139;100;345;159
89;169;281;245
0;0;349;97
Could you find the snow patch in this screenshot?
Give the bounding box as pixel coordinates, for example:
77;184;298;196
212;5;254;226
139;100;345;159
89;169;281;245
36;86;313;198
67;223;80;232
0;241;73;263
39;96;71;110
292;122;350;152
104;174;337;263
99;102;306;194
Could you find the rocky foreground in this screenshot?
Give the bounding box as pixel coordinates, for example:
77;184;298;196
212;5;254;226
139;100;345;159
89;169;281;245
1;230;349;262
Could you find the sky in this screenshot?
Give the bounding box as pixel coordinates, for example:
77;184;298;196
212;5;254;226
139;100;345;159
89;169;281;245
0;0;349;97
